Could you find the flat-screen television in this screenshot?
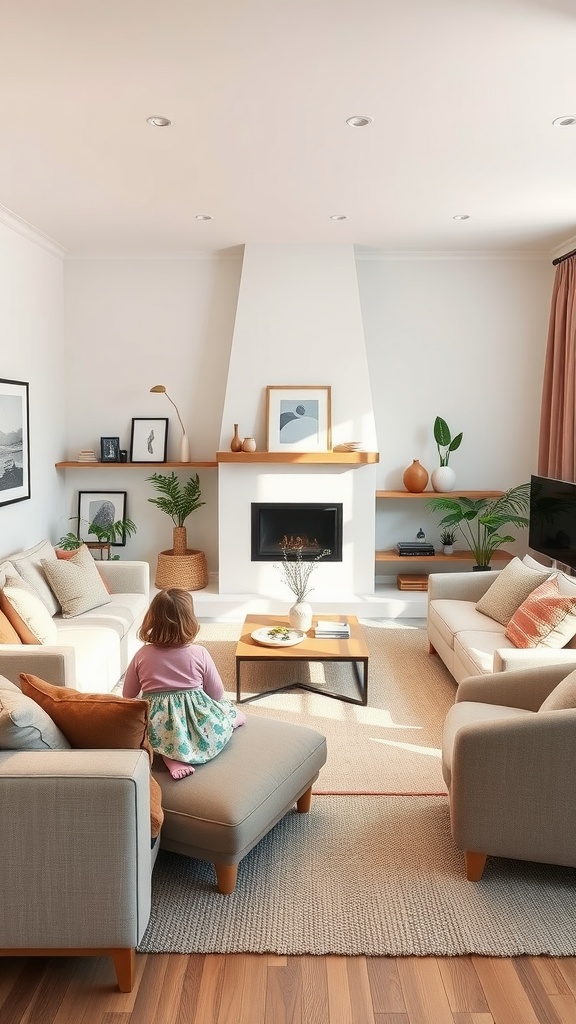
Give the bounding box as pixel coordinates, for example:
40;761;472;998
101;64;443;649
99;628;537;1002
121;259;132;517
529;474;576;570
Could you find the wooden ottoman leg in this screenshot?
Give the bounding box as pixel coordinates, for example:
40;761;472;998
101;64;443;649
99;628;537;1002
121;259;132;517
465;851;487;881
215;862;238;894
296;785;312;813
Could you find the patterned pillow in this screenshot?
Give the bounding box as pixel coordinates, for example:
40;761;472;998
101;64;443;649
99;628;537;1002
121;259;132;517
505;577;576;649
539;669;576;712
0;575;58;644
41;544;111;617
0;675;70;750
475;556;552;625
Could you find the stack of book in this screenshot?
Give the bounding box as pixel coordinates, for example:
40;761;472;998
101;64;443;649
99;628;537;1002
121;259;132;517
396;540;435;556
314;620;351;639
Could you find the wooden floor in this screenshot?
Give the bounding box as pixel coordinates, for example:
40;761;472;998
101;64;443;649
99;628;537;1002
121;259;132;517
1;953;576;1023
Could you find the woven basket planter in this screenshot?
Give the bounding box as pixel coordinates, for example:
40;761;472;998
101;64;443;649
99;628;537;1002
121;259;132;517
154;549;208;591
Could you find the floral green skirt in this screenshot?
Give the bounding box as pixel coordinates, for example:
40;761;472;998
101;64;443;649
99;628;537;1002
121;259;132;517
142;688;241;765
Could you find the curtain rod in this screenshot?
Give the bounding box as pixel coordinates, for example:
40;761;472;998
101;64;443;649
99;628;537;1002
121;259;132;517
552;247;576;266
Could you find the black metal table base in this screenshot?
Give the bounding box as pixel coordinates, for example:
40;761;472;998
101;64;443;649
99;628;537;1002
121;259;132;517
236;658;368;706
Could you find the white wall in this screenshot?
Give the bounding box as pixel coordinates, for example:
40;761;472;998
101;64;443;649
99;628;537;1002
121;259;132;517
0;219;65;557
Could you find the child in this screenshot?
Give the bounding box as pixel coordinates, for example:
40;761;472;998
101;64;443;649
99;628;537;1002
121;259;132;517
123;588;246;779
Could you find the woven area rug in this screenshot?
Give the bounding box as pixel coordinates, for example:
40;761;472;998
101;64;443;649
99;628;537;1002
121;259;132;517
139;795;576;956
196;621;456;794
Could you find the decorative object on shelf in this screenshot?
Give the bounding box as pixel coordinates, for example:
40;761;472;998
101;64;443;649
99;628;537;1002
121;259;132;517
147;471;208;590
119;449;128;462
58;491;137;557
230;424;242;452
266;385;332;453
150;385;190;462
0;377;30;508
100;436;120;463
427;483;530;569
333;442;362;452
403;459;429;493
130;417;168;463
77;450;98;462
241;436;256;453
440;527;457;554
431;416;462;492
275;543;330;632
416;527;426;540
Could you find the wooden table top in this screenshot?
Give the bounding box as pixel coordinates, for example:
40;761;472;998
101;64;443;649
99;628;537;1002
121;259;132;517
235;613;369;660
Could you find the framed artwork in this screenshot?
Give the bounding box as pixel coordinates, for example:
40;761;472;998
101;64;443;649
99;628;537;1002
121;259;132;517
129;417;168;463
0;377;30;507
78;490;128;546
266;386;332;453
100;436;120;462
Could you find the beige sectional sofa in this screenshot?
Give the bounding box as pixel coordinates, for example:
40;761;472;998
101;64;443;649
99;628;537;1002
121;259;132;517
0;540;149;691
428;556;576;685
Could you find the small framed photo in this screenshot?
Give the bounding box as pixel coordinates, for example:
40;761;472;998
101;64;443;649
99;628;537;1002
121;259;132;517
266;386;332;453
78;491;128;546
100;436;120;462
0;377;30;507
129;417;168;463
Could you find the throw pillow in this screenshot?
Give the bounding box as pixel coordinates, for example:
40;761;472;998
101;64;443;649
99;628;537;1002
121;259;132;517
539;668;576;712
56;546;112;593
0;575;58;644
0;608;22;644
475;556;552;625
505;577;576;649
19;673;163;838
9;540;61;615
41;544;111;617
0;675;70;750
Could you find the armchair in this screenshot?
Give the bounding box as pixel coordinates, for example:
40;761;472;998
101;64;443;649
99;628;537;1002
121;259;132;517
442;663;576;880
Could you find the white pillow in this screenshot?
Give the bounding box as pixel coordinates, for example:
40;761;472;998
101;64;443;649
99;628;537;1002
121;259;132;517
0;575;58;644
41;545;111;618
475;556;553;626
9;540;61;615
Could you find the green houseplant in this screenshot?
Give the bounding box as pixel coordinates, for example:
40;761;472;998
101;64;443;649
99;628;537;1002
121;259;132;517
431;416;463;493
147;471;208;589
58;516;137;559
427;483;530;569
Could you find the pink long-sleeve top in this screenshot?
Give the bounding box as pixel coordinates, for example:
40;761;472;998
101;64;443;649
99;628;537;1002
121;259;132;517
122;643;225;701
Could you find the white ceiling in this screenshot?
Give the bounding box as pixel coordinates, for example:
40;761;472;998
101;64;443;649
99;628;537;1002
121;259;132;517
1;0;576;258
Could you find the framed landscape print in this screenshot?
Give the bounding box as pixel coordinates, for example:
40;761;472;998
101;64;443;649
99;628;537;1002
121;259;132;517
129;417;168;463
0;378;30;507
78;491;128;546
266;385;332;452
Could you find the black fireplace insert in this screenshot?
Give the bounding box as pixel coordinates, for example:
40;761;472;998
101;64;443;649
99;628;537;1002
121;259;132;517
251;502;343;562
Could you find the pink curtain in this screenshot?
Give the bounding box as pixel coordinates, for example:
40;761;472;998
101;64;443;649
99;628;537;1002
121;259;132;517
538;255;576;482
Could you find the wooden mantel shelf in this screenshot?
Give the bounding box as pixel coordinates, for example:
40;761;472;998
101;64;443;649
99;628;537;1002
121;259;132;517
216;451;379;465
55;461;218;469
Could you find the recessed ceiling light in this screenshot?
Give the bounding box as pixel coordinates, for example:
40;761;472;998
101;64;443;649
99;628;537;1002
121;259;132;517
195;214;213;221
330;214;348;221
346;115;373;128
453;214;470;221
552;115;576;127
146;116;171;127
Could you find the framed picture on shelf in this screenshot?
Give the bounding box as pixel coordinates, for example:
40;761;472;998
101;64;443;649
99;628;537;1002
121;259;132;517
129;417;168;463
0;377;30;507
77;490;128;546
266;385;332;453
100;436;120;462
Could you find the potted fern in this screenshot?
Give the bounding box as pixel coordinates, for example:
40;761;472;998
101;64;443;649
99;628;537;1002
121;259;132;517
147;471;208;589
58;516;137;560
427;483;530;569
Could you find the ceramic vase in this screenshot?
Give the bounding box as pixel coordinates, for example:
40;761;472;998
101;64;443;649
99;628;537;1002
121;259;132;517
180;434;191;462
443;545;454;555
242;436;256;453
289;600;313;632
431;466;456;492
403;459;429;493
230;424;242;452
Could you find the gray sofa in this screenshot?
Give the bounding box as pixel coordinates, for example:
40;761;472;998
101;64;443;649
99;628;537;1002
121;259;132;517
0;540;149;691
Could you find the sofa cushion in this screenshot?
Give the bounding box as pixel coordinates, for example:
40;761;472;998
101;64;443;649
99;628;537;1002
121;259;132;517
475;556;552;626
41;545;111;618
539;668;576;711
0;559;22;590
0;608;22;644
0;575;58;644
55;593;143;640
453;630;515;678
9;540;61;616
0;675;70;750
19;673;163;838
505;577;576;649
428;599;506;652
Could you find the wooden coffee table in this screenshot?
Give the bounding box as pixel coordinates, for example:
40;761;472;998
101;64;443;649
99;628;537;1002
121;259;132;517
235;614;369;706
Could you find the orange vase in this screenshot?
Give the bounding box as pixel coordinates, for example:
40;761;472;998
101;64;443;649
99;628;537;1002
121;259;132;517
403;459;429;493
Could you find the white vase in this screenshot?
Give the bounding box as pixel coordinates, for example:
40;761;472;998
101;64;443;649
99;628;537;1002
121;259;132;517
431;466;456;492
443;544;454;555
289;600;313;632
180;433;191;462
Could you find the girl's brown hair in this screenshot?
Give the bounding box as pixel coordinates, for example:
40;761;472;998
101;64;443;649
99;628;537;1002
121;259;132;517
138;588;200;647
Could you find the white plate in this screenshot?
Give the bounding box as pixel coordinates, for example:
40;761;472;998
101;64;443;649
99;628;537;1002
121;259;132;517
251;627;307;648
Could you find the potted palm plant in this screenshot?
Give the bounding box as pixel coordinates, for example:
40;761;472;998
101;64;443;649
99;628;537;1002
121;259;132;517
427;483;530;569
58;516;137;560
147;471;208;589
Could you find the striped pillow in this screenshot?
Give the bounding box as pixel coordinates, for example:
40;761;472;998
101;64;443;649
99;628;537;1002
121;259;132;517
505;577;576;649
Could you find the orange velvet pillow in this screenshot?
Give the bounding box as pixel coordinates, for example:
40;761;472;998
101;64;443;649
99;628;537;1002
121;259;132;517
505;577;576;649
19;673;163;838
0;608;22;644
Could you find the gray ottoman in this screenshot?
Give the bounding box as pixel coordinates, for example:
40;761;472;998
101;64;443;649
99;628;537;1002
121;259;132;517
152;715;327;893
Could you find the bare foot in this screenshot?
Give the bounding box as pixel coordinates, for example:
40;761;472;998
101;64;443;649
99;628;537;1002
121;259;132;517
162;755;195;780
233;709;247;728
